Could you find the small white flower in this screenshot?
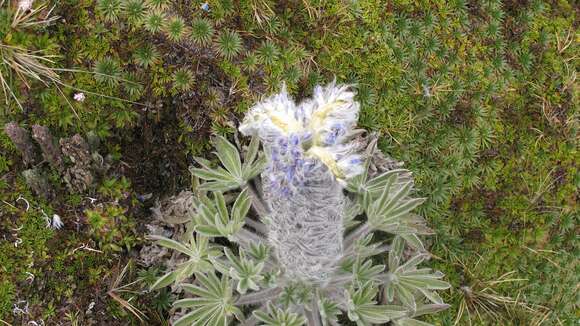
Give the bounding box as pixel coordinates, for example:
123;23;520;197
18;0;33;11
200;2;209;11
73;92;86;102
51;214;64;229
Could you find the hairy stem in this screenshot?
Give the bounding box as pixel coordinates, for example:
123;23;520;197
231;228;266;250
343;222;372;251
245;181;270;218
236;286;283;306
244;216;268;235
305;293;323;326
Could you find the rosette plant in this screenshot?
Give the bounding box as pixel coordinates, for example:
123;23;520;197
149;82;450;325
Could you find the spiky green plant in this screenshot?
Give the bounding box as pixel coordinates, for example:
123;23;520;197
149;83;450;325
257;40;279;66
123;0;148;26
242;52;258;72
215;30;243;60
97;0;124;23
190;18;214;46
205;87;224;110
172;68;194;92
143;11;165;33
133;43;160;68
164;16;187;42
146;0;170;11
93;57;122;87
123;72;143;100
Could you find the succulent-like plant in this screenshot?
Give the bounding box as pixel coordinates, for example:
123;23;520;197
93;57;122;87
242;52;259;73
190;18;214;46
215;30;243;60
97;0;124;22
124;0;148;26
172;68;194;92
150;83;449;325
133;43;160;68
144;11;165;33
257;40;280;66
146;0;170;11
165;16;187;42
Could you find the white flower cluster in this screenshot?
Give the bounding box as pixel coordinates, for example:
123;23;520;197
239;82;364;183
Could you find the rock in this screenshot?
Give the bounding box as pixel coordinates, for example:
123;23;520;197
60;134;95;192
5;122;39;165
31;124;64;171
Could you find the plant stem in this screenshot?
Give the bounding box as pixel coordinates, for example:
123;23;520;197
343;222;372;251
245;181;270;218
236;286;282;305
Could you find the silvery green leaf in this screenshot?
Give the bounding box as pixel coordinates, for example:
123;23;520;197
195;225;222;237
242;154;267;180
347;282;407;325
243;136;260;167
231;188;251;224
389;236;405;271
176;272;241;326
412;303;450;317
147;235;194;256
198;180;242;192
150;270;177;291
248;242;270;261
366;169;409;196
353;259;385;283
254;302;306;326
319;297;340;326
400;233;426;251
190;166;234;182
393;318;433;326
213;135;243;178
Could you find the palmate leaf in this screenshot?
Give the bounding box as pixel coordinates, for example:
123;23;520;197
364;173;426;233
193;189;251;238
148;234;219;290
382;251;450;310
346;282;408;326
319;297;340;326
222;248;265;294
174;272;242;326
190;136;266;191
254;302;307;326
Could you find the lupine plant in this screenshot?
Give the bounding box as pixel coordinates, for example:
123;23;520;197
149;82;450;325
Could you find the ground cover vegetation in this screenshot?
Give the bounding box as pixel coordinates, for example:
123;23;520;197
0;0;577;325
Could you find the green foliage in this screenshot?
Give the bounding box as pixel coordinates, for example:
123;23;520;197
172;67;194;92
257;40;280;66
2;0;577;324
123;0;148;26
173;272;242;326
97;0;124;22
190;136;266;191
133;43;160;68
191;189;251;238
254;303;306;326
215;30;243;60
190;18;214;46
143;11;165;33
146;0;170;11
346;282;407;325
93;57;122;87
148;234;220;290
165;16;187;42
